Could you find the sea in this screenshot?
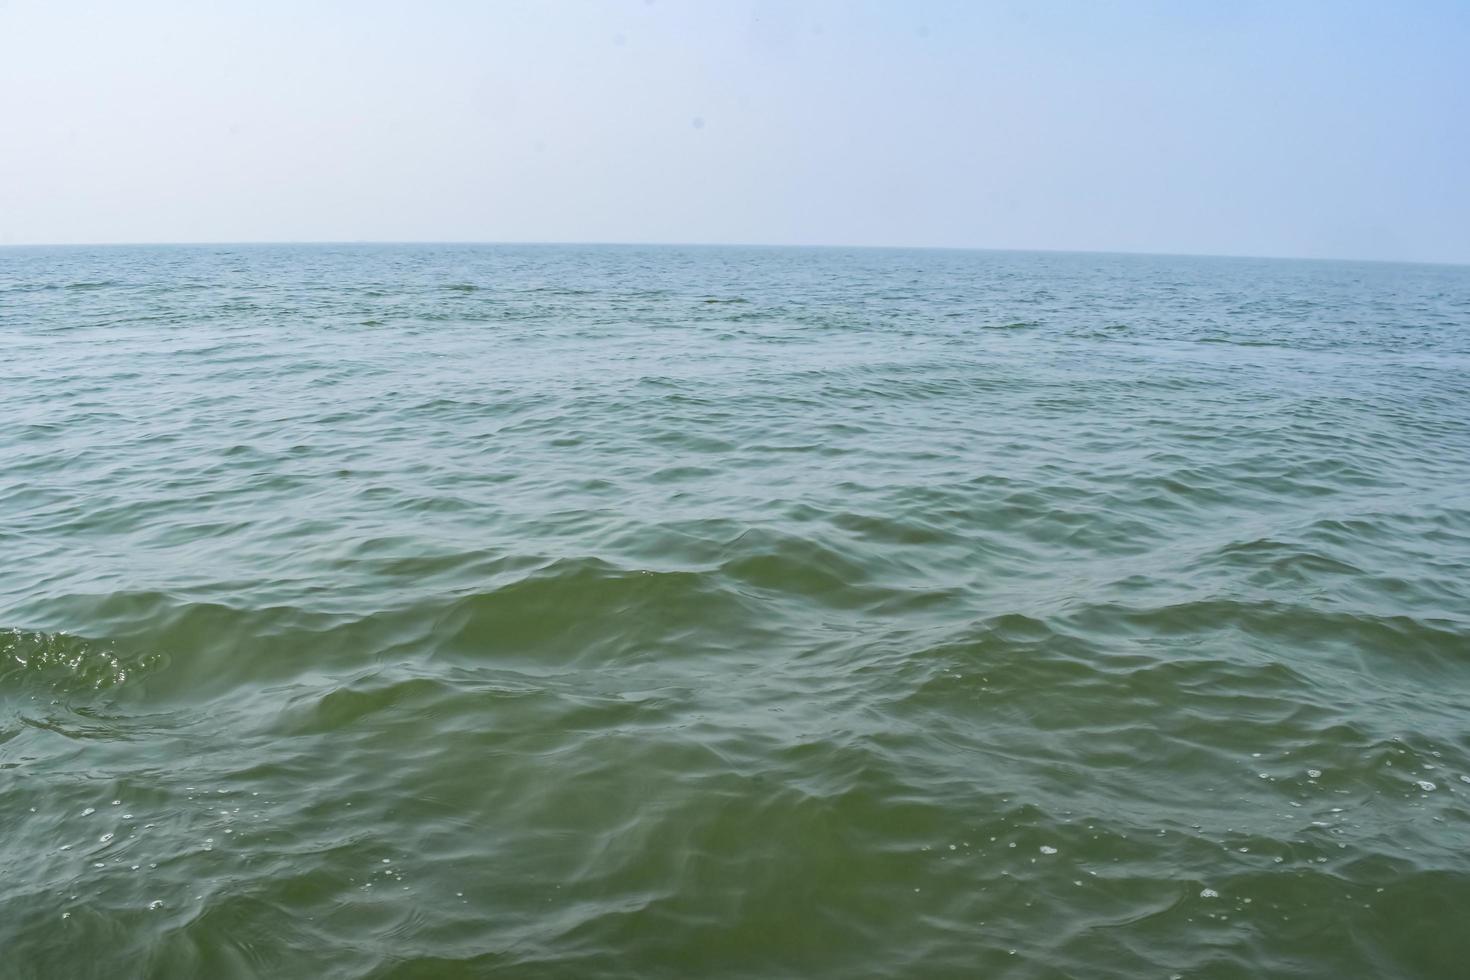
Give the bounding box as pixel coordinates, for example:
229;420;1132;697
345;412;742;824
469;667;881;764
2;243;1469;978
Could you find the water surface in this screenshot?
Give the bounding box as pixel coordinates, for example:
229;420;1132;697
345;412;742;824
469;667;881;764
3;244;1470;977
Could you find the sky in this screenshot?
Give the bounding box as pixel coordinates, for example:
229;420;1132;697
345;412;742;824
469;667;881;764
1;0;1467;263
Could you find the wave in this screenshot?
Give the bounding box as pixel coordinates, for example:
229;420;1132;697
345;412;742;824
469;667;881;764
0;628;163;693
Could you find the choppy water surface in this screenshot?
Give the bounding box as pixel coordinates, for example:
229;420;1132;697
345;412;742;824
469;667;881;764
3;244;1470;978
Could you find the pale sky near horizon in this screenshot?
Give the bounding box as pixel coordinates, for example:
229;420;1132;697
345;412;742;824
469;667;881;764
2;0;1467;263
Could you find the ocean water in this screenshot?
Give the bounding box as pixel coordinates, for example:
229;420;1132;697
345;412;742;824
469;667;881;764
2;243;1469;979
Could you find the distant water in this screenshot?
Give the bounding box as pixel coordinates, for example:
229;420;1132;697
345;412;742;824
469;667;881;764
3;243;1470;978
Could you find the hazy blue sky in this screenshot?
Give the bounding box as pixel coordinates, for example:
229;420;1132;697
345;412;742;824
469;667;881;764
2;0;1467;262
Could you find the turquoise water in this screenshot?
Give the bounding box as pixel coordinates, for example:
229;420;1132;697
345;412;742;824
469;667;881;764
3;244;1469;978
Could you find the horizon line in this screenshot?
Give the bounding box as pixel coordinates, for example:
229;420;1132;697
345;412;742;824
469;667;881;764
2;238;1466;269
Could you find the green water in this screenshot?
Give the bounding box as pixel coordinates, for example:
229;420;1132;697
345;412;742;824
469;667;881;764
3;244;1469;978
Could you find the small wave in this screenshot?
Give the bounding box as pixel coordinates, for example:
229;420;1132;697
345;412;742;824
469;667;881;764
0;628;162;692
521;285;595;295
3;279;124;293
